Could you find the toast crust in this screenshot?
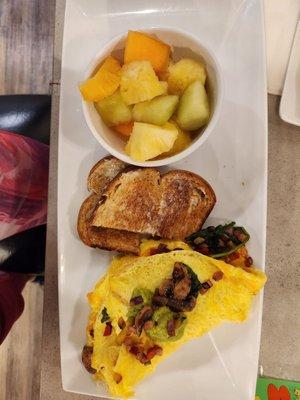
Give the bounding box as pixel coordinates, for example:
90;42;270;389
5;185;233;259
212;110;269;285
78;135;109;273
87;156;127;195
77;194;140;254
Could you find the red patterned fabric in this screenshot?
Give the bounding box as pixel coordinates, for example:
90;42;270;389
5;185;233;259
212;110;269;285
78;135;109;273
0;130;49;240
0;129;49;343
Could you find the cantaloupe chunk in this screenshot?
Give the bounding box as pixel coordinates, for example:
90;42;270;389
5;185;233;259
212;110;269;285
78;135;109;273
124;31;171;73
113;121;134;137
79;56;121;102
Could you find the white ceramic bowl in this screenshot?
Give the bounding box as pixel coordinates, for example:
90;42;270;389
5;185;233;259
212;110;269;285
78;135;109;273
82;27;223;167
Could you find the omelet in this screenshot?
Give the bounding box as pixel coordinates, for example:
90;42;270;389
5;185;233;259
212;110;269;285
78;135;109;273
84;248;266;398
139;238;191;255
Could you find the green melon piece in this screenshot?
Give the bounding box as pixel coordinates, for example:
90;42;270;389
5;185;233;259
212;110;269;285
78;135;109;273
176;80;210;131
94;90;132;126
133;95;179;126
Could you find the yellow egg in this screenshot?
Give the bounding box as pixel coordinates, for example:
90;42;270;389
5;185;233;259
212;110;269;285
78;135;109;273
86;250;266;398
139;238;190;256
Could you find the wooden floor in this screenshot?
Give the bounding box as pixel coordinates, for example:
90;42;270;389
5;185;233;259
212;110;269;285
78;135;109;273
0;1;55;399
0;0;55;95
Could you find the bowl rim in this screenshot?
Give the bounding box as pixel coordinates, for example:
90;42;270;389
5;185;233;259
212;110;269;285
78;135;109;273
82;26;223;167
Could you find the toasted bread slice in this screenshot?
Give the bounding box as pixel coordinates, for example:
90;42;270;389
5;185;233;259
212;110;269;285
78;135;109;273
87;156;127;195
77;194;140;254
92;168;216;240
157;170;216;239
78;156;140;254
93;169;161;235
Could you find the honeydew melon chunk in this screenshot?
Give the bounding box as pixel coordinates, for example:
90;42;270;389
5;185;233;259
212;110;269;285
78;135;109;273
133;95;179;126
94;90;132;127
176;80;210;131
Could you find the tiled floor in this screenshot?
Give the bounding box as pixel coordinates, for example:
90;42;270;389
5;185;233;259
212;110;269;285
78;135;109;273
0;1;55;399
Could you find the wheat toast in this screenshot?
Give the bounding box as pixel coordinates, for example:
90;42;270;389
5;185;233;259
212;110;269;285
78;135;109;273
92;166;216;240
77;156;140;254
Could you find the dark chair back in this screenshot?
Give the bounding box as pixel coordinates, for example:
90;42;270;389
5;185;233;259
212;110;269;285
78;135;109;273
0;95;51;274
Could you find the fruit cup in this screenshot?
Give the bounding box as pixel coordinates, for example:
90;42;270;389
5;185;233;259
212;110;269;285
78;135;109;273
82;27;223;167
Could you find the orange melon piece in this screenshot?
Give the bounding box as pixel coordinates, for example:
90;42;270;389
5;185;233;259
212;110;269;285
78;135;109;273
79;56;121;102
113;121;134;137
124;31;171;73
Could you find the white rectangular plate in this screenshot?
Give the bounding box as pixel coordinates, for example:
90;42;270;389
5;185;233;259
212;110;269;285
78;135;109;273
58;1;267;399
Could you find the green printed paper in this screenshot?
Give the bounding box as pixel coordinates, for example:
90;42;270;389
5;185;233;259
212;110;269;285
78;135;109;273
256;376;300;400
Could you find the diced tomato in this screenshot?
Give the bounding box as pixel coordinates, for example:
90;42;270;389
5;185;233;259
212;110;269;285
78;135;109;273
103;322;112;336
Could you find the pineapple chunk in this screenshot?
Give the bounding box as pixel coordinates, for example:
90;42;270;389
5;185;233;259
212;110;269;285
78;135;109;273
133;95;179;126
94;90;132;127
120;61;165;105
168;58;206;95
177;80;210;131
159;81;168;94
157;59;173;81
125;122;178;162
163;121;191;156
79;56;121;102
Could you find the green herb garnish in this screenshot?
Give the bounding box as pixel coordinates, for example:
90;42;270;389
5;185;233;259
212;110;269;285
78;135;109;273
185;265;201;296
187;222;250;258
100;307;110;323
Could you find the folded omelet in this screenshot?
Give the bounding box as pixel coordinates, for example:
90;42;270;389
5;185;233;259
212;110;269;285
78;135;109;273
84;249;266;398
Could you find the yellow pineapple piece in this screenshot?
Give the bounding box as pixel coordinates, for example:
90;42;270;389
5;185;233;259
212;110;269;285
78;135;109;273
125;122;178;161
157;59;173;81
159;81;168;94
120;61;165;105
168;58;206;95
79;56;121;102
163;121;191;157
